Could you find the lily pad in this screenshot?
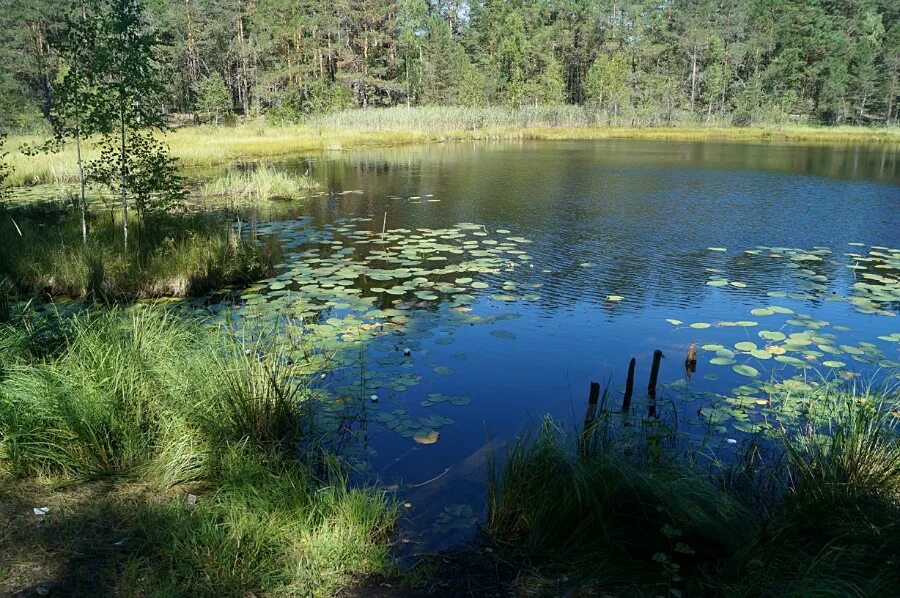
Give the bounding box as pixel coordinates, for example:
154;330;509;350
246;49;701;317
733;364;760;377
413;430;440;445
490;330;517;340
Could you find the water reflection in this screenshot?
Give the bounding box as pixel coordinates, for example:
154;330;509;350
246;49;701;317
220;138;898;551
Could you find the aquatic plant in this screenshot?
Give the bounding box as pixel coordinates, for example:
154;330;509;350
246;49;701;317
202;164;320;202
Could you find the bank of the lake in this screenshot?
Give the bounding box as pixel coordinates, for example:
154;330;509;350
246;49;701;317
0;307;398;597
2;305;897;596
4;107;900;187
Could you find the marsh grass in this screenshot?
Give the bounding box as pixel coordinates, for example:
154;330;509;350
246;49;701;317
0;308;397;596
203;164;320;201
489;388;900;596
5;109;898;187
0;204;273;300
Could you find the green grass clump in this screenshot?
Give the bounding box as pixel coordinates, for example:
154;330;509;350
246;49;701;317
203;164;320;201
0;204;273;300
489;390;900;596
0;308;397;596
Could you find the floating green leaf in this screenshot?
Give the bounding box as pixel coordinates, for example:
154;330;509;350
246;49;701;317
733;364;760;377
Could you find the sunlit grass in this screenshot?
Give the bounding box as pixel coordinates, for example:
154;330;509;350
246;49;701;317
0;205;273;300
0;308;397;596
5;107;898;187
203;164;320;201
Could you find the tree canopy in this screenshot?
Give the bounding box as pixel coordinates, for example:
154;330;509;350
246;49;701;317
0;0;897;127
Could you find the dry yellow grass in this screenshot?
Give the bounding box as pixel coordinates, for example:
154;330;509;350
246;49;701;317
5;110;899;187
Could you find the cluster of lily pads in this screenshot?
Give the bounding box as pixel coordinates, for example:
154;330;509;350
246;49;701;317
702;244;899;316
212;217;546;446
207;214;898;452
665;242;899;439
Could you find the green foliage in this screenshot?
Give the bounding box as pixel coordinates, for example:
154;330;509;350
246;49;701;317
195;72;232;124
2;0;899;125
0;134;10;203
703;35;727;117
0;309;398;595
90;130;187;217
203;164;320;202
585;52;631;117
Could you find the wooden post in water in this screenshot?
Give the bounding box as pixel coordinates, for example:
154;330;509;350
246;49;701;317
622;357;636;411
580;381;602;455
583;381;601;434
647;350;664;418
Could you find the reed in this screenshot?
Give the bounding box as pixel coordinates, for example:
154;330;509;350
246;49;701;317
202;163;320;201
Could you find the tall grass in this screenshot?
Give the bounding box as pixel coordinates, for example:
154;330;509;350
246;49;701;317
0;308;397;596
203;163;319;201
0;204;272;299
4;109;898;187
489;388;900;596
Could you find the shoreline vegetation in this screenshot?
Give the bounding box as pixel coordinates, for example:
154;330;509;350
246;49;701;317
0;308;397;596
0;209;276;301
486;395;900;596
1;308;897;596
4;107;899;188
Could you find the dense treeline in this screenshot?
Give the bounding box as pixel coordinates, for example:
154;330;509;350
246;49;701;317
1;0;898;130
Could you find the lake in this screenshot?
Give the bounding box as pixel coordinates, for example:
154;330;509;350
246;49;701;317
204;139;899;551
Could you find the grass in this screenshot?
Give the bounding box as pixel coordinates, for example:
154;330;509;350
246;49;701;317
0;307;397;596
0;203;275;300
488;387;900;596
203;163;320;202
4;106;899;187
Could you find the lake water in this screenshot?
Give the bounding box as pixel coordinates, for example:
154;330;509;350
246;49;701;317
208;140;899;551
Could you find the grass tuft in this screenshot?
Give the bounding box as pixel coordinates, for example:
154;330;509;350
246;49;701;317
0;308;397;596
203;164;320;202
489;388;900;595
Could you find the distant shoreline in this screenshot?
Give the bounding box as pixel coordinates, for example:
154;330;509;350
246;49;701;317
5;108;899;188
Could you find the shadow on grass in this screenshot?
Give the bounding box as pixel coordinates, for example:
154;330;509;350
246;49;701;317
0;201;276;301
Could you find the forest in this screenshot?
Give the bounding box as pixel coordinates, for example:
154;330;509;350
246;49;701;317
1;0;898;131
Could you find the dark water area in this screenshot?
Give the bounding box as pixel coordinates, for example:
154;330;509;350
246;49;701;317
215;140;899;552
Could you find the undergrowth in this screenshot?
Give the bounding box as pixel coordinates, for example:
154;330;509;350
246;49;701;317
0;204;275;300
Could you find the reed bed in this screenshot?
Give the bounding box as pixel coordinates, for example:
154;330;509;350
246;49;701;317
0;205;272;300
202;164;320;201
